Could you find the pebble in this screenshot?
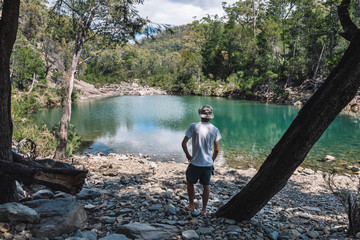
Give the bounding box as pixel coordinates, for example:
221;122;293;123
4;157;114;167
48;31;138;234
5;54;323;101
14;223;26;231
182;230;200;240
2;153;355;240
0;222;10;232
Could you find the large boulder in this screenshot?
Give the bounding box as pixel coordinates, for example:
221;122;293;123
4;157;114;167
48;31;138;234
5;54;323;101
24;197;87;238
0;202;39;223
116;223;178;240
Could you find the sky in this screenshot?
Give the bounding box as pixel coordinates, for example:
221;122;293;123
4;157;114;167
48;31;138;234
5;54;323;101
136;0;239;26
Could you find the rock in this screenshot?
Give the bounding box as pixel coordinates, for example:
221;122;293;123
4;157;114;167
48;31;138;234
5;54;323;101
295;212;310;219
100;216;117;224
302;168;315;175
225;219;236;224
268;231;279;240
14;223;27;231
118;208;133;214
24;197;87;238
182;230;199;240
76;188;101;200
32;189;54;200
0;202;39;223
196;226;214;235
227;225;241;231
307;230;320;239
167;204;177;215
0;222;10;232
302;206;321;212
83;204;97;210
76;230;97;240
177;220;188;226
320;155;336;162
102;169;119;176
349;166;360;173
325;236;346;240
189;219;199;225
148;204;163;211
116;223;178;240
294;101;302;106
99;234;131;240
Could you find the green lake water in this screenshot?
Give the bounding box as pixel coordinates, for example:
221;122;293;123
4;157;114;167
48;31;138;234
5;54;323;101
32;95;360;171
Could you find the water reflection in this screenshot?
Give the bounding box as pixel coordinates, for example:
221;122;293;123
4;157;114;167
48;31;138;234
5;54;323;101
31;95;360;170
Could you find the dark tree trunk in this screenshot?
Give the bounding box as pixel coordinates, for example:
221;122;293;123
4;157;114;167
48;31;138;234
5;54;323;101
0;0;20;204
216;0;360;221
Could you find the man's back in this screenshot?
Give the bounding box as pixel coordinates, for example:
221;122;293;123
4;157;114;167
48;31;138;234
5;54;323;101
185;121;221;166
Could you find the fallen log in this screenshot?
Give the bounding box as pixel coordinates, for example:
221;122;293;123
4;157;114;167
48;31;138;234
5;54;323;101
0;154;87;194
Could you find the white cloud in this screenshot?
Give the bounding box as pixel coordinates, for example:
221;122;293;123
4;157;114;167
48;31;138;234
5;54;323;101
136;0;238;26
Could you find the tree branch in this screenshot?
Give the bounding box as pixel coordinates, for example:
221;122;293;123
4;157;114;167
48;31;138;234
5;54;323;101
338;0;358;41
1;154;88;194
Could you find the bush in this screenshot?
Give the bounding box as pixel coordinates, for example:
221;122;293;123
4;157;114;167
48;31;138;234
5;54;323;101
51;123;81;157
57;86;81;103
12;92;41;115
12;120;57;157
11;36;46;90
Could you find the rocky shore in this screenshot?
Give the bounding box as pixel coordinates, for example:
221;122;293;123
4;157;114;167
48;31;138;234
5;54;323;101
74;78;360;117
1;153;358;240
75;80;167;102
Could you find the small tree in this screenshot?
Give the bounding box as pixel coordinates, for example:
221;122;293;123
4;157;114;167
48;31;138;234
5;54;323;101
52;0;147;159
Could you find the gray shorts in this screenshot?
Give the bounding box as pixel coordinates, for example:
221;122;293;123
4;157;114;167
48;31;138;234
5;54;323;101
186;164;213;186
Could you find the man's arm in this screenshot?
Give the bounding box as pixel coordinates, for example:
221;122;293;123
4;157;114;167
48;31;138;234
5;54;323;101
181;136;192;161
212;140;220;161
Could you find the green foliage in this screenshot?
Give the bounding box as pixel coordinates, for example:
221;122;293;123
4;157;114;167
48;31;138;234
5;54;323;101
58;86;81;103
11;91;58;156
12;92;41;115
11;33;46;90
272;85;289;100
79;0;352;97
51;123;81;156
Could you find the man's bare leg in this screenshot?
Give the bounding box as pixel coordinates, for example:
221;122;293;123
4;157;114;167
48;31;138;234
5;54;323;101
186;182;195;211
201;185;210;216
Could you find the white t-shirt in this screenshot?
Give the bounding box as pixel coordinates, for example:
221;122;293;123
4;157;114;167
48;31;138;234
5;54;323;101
185;122;221;167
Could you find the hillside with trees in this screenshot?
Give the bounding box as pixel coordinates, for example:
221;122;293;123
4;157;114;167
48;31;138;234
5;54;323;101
81;0;356;99
6;0;360;156
3;0;360;238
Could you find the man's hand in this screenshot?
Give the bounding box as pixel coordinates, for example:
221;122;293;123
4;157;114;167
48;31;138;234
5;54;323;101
182;136;192;162
212;140;220;161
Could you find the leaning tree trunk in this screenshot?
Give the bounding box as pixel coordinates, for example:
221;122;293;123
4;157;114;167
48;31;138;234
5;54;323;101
53;5;96;159
216;0;360;221
0;0;20;204
54;49;82;159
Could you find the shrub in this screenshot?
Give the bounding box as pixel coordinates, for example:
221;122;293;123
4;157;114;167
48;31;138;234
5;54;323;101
51;123;81;157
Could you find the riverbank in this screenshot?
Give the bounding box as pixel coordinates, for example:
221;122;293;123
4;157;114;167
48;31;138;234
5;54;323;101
75;79;167;102
71;153;356;240
3;153;356;239
74;79;360;117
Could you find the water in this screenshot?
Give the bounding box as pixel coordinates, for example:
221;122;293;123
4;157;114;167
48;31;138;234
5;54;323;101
32;95;360;171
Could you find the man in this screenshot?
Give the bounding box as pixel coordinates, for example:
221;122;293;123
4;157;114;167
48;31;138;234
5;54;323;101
181;104;221;216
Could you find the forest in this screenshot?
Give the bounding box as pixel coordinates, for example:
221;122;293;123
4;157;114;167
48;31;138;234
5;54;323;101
6;0;359;155
3;0;360;238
